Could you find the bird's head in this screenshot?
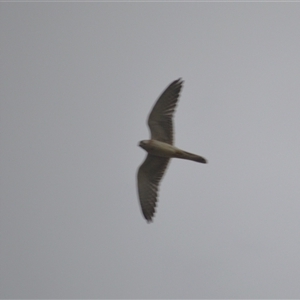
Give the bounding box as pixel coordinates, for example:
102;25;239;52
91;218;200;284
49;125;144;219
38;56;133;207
138;140;149;150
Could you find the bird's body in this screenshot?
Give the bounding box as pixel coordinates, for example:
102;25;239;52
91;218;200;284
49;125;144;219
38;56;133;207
139;140;178;157
137;79;207;222
139;139;206;163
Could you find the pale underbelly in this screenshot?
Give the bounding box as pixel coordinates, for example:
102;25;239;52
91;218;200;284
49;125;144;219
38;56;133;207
146;140;180;157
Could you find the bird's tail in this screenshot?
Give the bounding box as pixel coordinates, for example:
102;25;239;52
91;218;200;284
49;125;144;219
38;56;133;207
175;149;207;164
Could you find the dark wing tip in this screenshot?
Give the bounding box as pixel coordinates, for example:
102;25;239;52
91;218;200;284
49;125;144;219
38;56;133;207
175;77;183;82
172;78;184;87
163;78;183;93
143;203;156;222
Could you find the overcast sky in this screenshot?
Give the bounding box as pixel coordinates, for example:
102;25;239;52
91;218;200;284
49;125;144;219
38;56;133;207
1;2;300;299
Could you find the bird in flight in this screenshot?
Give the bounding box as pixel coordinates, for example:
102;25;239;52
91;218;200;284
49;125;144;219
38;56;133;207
137;78;207;222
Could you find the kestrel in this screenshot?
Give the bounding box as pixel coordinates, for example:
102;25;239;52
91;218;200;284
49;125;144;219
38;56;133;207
137;78;207;222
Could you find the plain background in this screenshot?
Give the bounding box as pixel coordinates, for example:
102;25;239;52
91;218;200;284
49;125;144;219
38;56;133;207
1;2;300;298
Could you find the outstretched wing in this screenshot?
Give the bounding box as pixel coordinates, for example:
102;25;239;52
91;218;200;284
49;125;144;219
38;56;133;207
137;155;170;222
148;78;183;145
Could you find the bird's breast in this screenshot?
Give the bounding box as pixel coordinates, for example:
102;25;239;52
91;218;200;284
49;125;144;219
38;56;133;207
143;140;178;157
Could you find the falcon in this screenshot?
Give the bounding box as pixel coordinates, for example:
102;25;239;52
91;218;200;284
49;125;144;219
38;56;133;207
137;78;207;222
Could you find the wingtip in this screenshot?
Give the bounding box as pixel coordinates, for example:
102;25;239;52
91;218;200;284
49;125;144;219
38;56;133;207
175;78;183;84
168;78;184;91
145;214;154;223
142;210;155;223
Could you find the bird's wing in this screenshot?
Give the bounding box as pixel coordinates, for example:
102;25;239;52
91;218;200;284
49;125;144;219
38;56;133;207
148;78;183;145
137;154;170;222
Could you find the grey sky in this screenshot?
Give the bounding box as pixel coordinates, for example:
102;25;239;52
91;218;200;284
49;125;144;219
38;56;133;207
1;3;300;298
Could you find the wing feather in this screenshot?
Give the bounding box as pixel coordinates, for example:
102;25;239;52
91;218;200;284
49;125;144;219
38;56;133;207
147;78;183;144
137;155;170;222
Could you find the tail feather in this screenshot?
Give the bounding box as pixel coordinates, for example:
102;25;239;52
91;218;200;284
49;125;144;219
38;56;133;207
176;150;207;164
